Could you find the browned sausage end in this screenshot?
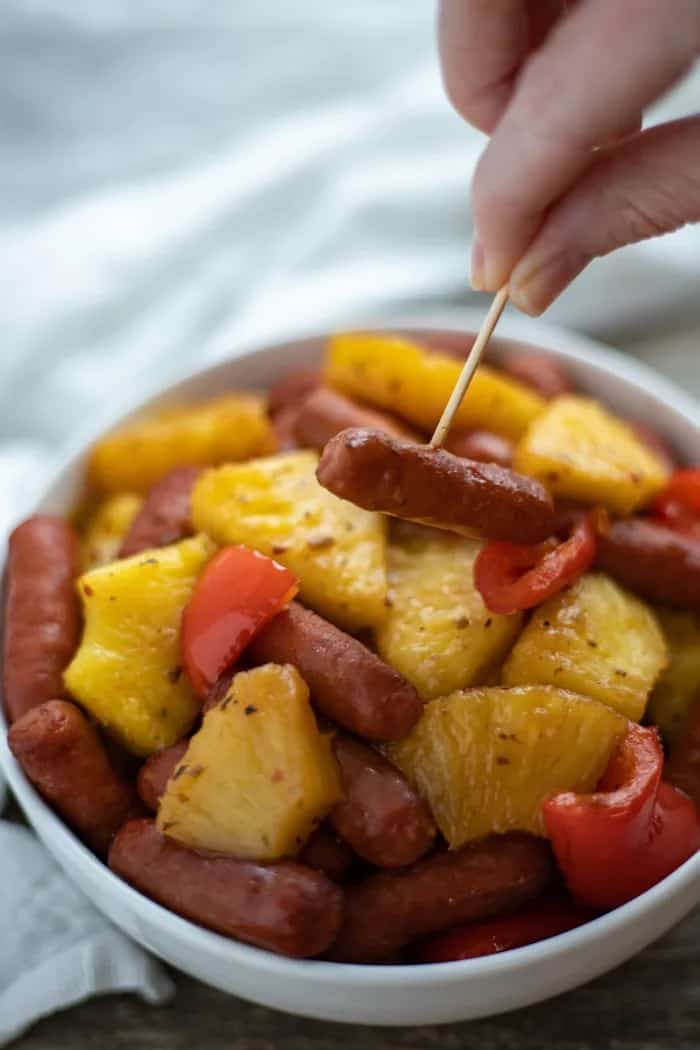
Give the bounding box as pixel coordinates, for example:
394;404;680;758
9;699;137;855
119;466;200;557
330;736;436;868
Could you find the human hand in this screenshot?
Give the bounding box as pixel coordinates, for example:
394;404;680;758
438;0;700;313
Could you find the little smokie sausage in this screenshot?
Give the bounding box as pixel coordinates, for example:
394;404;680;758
330;737;436;868
109;819;343;958
3;516;81;723
416;331;477;360
326;833;552;962
297;388;513;469
247;602;423;741
271;404;303;452
299;824;355;882
267;367;321;416
317;428;555;543
596;519;700;608
666;697;700;808
501;351;573;399
119;466;200;557
137;739;189;812
444;430;514;468
8;700;137;856
294;387;418;451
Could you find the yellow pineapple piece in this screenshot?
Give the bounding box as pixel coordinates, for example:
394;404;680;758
157;664;342;860
191;451;387;631
376;528;522;700
388;685;626;847
88;394;274;494
514;395;669;514
648;608;700;745
64;534;214;756
81;492;143;569
325;332;545;440
502;573;667;722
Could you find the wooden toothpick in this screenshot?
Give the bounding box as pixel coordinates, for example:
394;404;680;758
430;284;509;448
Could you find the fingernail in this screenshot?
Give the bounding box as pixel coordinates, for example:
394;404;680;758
509;273;544;315
510;252;575;316
470;237;485;291
471;238;512;293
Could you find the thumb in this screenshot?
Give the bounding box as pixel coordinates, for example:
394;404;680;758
508;115;700;315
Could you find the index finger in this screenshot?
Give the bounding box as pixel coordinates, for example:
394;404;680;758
471;0;700;291
438;0;533;133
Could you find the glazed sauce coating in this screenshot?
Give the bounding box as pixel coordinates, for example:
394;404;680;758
317;427;555;543
326;833;552;962
248;602;423;741
109;819;343;958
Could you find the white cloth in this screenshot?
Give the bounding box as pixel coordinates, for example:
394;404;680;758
0;822;173;1045
0;1;698;1042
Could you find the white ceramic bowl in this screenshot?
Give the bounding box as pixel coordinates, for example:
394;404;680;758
1;308;699;1027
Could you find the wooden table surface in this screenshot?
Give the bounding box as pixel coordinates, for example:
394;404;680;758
9;325;700;1050
14;906;700;1050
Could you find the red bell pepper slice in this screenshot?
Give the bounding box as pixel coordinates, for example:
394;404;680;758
651;468;700;539
414;897;592;963
543;723;700;911
473;510;602;615
181;545;298;698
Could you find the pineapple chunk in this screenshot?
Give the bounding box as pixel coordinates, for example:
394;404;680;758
648;609;700;745
157;664;342;860
376;528;522;700
191;451;387;631
64;534;214;756
81;492;143;569
326;332;545;440
88;394;274;494
502;573;667;722
514;395;669;514
389;685;625;847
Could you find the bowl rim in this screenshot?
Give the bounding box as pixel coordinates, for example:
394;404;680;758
2;305;699;989
20;306;700;483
